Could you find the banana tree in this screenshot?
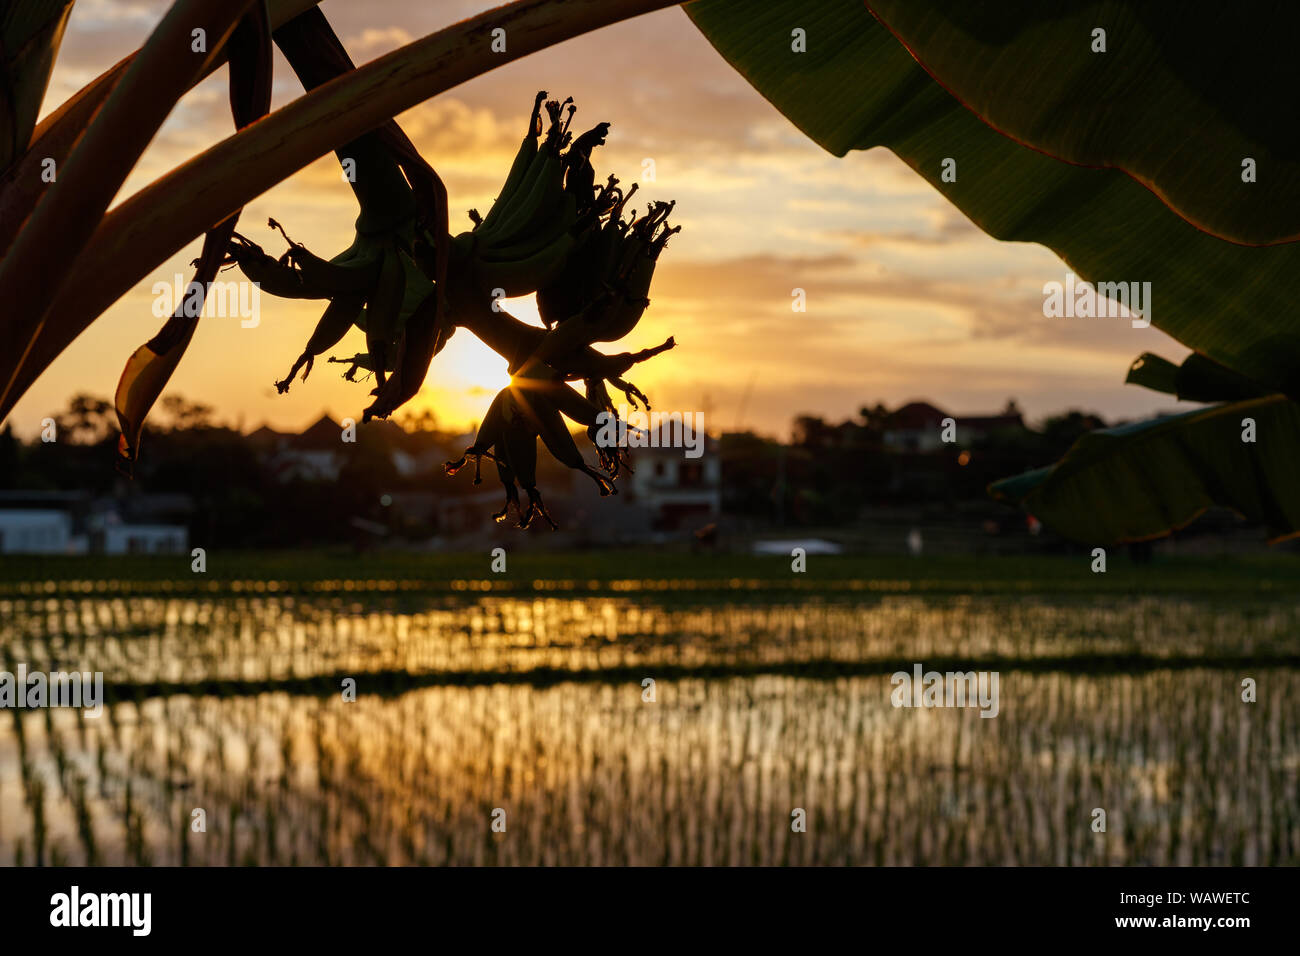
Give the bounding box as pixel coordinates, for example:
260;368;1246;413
0;0;682;528
686;0;1300;545
4;0;1296;540
988;396;1300;545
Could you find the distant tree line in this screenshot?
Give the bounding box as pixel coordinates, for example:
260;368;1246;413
720;404;1110;527
1;393;1117;544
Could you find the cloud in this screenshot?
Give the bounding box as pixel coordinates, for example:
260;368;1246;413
343;27;417;56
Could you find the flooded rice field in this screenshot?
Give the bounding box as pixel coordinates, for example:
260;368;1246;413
1;591;1297;865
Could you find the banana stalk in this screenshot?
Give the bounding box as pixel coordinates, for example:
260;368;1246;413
113;2;272;474
220;7;450;417
0;0;262;420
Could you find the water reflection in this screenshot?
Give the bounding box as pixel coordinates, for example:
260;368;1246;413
1;594;1296;865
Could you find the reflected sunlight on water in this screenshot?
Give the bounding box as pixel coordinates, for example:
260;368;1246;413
1;593;1297;865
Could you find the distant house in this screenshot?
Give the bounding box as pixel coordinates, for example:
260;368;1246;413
955;400;1026;445
883;400;1025;452
245;424;288;451
98;522;188;555
0;490;187;555
377;420;450;477
0;509;83;554
266;414;345;481
883;401;950;453
250;414;451;485
621;425;721;531
88;492;191;554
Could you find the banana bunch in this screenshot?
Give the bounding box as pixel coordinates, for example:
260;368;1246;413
503;195;679;485
439;94;685;528
453;92;617;299
535;197;679;347
231;88;685;531
226;215;437;394
445;378;619;529
221;107;450;397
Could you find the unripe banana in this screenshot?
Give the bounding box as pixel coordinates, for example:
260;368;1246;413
588;293;650;344
476;164;540;246
473;231;576;298
275;291;366;393
362;245;406;345
583;250;656;343
536;225;601;326
227;236;324;299
612;234;652;283
487;144;564;248
536;209;622;326
290;243;382;295
479;93;546;234
620;244;659;301
480;191;578;263
394;247;437;322
364;289;450;423
306;292;366;356
511;386;615;496
478;125;554;245
543;379;606;427
481;135;538;230
595;215;629;278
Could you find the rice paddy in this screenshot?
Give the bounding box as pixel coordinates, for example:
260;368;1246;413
1;557;1297;865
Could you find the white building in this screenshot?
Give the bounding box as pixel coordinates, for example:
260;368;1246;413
0;509;87;554
622;427;721;531
0;492;188;555
99;522;188;555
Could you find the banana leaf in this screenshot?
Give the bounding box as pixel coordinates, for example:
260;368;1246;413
686;0;1300;398
114;3;273;474
1126;352;1275;403
0;0;320;257
0;1;73;175
866;0;1300;245
0;0;259;415
989;396;1300;544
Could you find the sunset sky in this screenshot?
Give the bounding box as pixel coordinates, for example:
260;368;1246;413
10;0;1191;441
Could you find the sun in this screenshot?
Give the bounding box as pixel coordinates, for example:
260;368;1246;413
450;335;513;395
405;295;545;430
434;293;545;397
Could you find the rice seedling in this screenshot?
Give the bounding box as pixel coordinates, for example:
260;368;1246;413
2;587;1296;865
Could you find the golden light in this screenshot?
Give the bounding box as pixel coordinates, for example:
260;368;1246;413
958;450;971;466
446;334;513;394
435;293;543;397
401;296;538;431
